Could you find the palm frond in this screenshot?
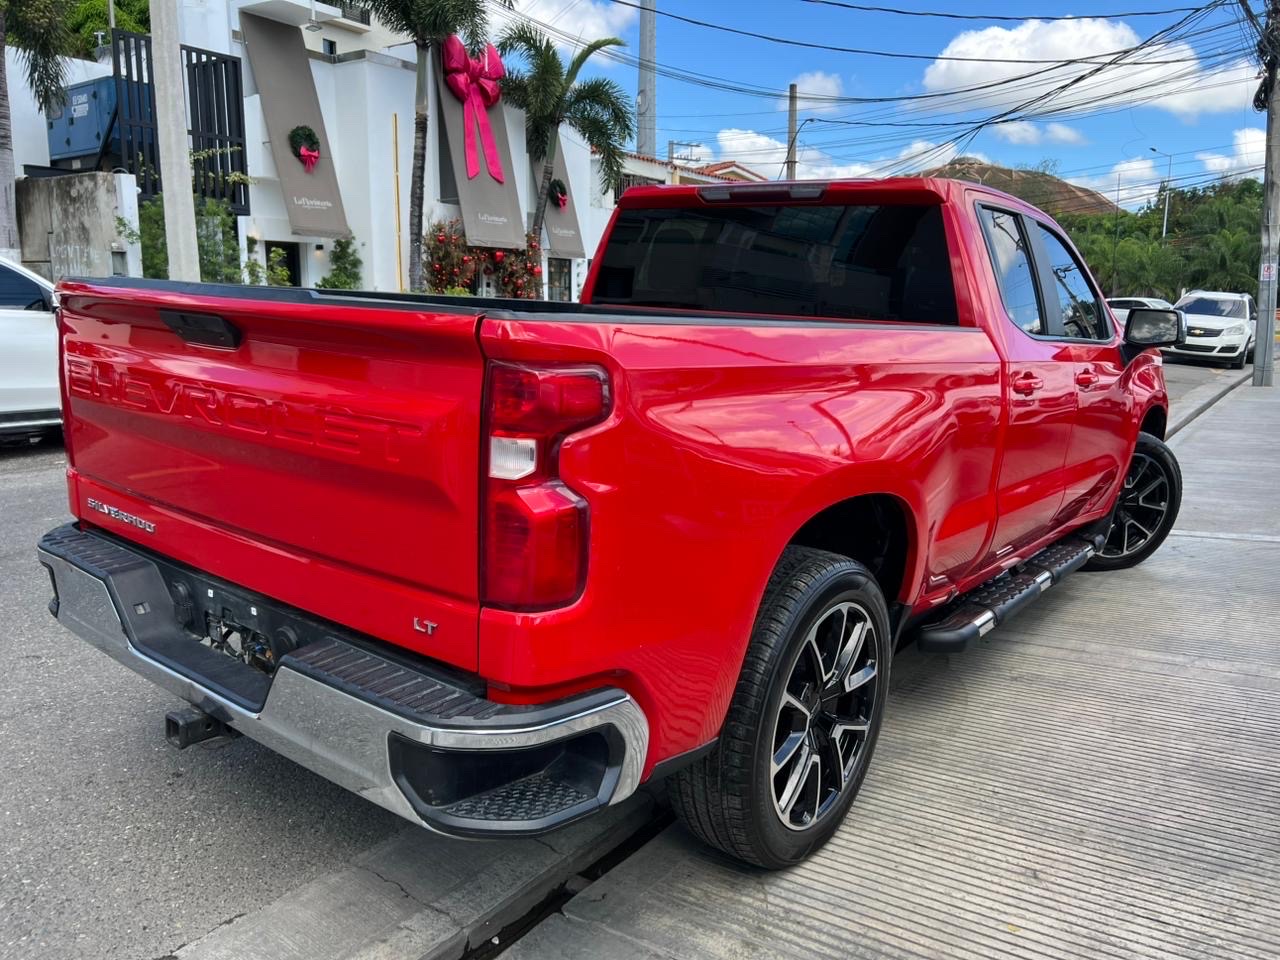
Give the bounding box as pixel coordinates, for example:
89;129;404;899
349;0;492;48
564;103;630;194
565;36;625;88
563;77;634;144
6;0;75;110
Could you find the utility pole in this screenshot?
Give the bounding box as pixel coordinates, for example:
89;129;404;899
1150;147;1173;238
151;0;200;281
1246;0;1277;385
636;0;657;157
785;84;798;180
108;0;116;30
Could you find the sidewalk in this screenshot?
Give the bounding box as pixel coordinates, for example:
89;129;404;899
510;382;1280;960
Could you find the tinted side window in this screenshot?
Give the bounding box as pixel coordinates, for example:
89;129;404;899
1036;225;1108;340
0;265;45;309
978;207;1042;335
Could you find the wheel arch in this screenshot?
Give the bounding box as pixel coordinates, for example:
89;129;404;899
1140;402;1168;440
786;492;918;607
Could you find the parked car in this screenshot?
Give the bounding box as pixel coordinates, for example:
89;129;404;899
1107;296;1174;331
1169;290;1256;369
37;178;1184;869
0;258;60;440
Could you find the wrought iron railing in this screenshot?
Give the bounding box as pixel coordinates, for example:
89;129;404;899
337;3;371;25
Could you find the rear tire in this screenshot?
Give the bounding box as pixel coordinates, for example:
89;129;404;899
1084;431;1181;571
669;547;890;869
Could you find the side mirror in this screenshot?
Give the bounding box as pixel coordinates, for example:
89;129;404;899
1121;308;1184;364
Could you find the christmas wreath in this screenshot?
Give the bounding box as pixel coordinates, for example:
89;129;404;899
549;178;568;210
288;125;321;173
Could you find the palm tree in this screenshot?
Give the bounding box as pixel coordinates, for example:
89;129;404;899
355;0;510;292
498;24;633;241
1;0;72;261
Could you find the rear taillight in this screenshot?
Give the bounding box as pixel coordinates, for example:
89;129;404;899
482;362;609;610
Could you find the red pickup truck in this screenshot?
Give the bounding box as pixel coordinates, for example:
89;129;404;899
39;178;1184;868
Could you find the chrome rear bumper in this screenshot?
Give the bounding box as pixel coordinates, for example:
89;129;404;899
38;524;648;837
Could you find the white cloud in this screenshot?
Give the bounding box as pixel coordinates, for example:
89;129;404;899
1072;156;1160;210
1046;122;1085;144
1198;127;1265;179
712;129;983;180
989;120;1084;146
993;121;1041;144
490;0;637;55
921;19;1255;120
782;71;846;114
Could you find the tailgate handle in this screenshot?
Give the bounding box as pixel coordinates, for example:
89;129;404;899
161;310;242;349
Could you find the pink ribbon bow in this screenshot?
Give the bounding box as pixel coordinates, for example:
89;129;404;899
554;191;568;210
442;35;505;184
299;145;320;173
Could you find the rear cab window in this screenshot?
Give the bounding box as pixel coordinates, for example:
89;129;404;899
592;202;959;325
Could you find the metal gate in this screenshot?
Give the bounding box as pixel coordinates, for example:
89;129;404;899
111;29;250;214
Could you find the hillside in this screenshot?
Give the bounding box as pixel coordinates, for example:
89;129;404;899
917;157;1118;218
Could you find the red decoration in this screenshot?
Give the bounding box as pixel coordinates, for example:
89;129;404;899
493;250;505;264
442;35;505;184
298;145;320;173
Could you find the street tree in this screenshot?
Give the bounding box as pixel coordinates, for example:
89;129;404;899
66;0;150;58
498;24;633;240
1;0;73;262
354;0;511;292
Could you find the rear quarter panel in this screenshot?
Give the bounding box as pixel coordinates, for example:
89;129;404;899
479;313;1002;769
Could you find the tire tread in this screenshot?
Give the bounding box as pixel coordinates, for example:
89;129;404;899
669;546;880;867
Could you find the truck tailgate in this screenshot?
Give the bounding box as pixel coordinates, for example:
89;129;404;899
58;280;485;670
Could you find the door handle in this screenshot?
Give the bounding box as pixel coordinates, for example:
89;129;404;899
1075;367;1100;388
1012;372;1044;396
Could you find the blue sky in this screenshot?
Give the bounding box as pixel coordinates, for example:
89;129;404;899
492;0;1264;209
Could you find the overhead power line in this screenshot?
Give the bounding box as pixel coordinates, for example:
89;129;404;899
800;0;1206;21
602;0;1224;64
502;3;1245;109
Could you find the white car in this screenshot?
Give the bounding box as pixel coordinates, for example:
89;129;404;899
1168;291;1256;369
0;258;60;439
1107;296;1174;331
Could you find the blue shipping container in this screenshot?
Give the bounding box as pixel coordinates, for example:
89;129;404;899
46;76;119;163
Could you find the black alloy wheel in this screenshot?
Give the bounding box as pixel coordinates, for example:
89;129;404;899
1085;431;1182;571
771;600;878;830
669;547;890;868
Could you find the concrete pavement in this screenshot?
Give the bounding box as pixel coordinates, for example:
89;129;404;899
0;358;1255;960
0;441;650;960
508;382;1280;960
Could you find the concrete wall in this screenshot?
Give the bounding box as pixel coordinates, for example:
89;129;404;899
16;172;142;281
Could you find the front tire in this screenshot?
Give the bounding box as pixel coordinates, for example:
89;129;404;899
1085;431;1182;571
669;547;890;869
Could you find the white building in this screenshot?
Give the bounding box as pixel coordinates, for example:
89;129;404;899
12;0;613;297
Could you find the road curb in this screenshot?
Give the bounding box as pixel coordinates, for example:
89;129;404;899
1168;369;1253;438
175;796;655;960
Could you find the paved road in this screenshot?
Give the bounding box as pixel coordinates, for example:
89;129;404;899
509;378;1280;958
0;358;1240;960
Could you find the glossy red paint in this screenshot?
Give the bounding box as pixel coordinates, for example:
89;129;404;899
55;178;1168;781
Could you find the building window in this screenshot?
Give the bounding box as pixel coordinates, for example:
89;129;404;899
322;39;337;57
548;258;572;301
